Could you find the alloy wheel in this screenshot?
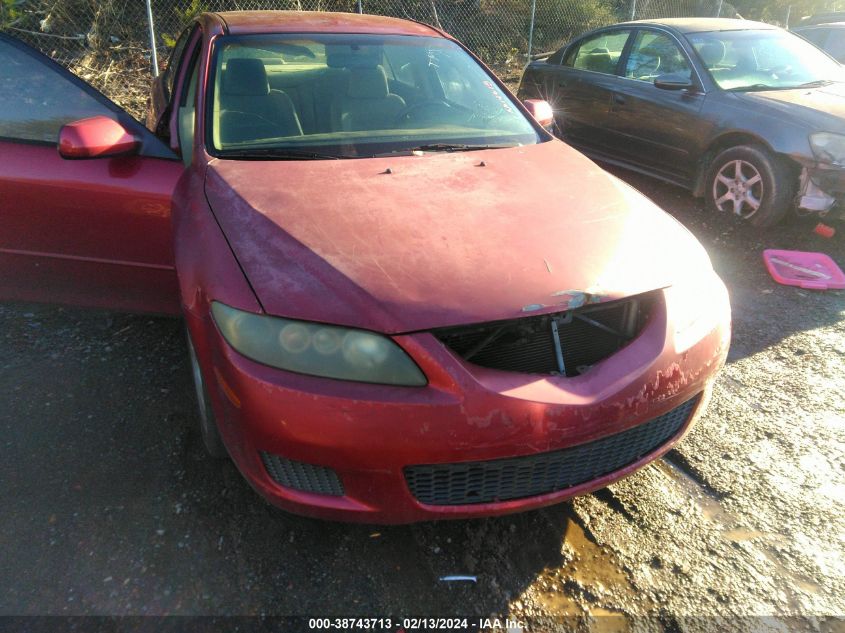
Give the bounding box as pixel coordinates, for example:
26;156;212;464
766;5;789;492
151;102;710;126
712;159;764;219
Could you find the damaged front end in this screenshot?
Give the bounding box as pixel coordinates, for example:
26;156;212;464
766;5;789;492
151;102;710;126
798;133;845;219
433;292;655;378
797;163;845;219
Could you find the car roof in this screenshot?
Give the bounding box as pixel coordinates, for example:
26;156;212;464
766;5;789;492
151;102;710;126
620;17;778;33
207;10;442;37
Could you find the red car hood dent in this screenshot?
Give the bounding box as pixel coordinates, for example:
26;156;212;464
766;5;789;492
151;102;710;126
205;141;709;333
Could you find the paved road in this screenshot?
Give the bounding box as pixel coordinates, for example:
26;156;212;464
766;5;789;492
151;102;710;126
1;172;843;632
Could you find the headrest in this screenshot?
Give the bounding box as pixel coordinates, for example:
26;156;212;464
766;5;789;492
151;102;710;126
698;41;726;67
348;65;389;99
222;58;269;96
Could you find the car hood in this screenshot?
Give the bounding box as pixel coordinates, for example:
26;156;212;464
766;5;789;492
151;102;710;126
736;81;845;132
205;141;711;333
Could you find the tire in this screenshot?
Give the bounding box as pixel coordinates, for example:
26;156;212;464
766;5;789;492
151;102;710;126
186;330;228;459
705;145;795;228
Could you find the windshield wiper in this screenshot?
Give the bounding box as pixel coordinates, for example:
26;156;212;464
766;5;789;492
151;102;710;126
373;142;519;157
412;142;518;152
727;84;780;92
795;79;836;89
729;79;837;93
218;148;354;160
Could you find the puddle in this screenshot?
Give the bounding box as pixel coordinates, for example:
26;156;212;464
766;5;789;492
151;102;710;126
656;459;730;524
587;608;631;633
656;459;824;606
721;528;787;545
759;548;823;596
532;518;643;618
656;460;791;546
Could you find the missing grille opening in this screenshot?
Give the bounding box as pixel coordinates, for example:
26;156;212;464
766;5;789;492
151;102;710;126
433;292;655;376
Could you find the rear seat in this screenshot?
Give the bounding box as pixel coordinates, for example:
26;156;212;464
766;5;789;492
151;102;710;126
267;68;351;135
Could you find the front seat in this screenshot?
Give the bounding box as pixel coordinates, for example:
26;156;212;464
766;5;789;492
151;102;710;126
332;65;406;132
218;58;303;145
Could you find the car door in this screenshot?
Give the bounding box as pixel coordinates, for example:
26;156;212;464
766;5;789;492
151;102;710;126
542;28;634;154
603;28;707;184
0;34;184;315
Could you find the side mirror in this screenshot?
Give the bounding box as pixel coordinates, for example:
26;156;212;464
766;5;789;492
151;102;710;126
654;74;695;91
523;99;555;131
59;116;139;159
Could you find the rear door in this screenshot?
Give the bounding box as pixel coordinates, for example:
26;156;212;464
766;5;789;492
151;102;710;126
544;28;633;154
0;34;184;314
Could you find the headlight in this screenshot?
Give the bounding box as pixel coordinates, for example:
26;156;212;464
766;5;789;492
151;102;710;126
211;302;427;386
665;271;730;353
810;132;845;167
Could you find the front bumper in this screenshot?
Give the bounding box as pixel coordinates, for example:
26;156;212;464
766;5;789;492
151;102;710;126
193;287;730;524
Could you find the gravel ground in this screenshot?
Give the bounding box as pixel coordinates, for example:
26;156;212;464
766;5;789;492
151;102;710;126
0;171;843;632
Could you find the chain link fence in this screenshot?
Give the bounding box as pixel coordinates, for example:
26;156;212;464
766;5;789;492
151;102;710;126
2;0;795;120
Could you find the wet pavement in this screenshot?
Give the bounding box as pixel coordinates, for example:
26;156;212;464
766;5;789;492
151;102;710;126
1;172;843;632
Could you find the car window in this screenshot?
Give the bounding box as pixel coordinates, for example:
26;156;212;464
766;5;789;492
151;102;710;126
0;38;118;143
796;27;830;46
161;26;193;102
435;54;476;109
625;31;692;82
208;33;541;157
383;44;418;88
689;29;845;90
566;30;631;75
177;43;201;166
826;29;845;61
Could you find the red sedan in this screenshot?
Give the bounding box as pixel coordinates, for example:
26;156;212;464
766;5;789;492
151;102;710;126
0;11;730;523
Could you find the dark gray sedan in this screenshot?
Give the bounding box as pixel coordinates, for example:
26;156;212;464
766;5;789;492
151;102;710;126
518;18;845;227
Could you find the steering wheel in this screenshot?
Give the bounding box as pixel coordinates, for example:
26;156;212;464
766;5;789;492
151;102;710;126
396;100;453;125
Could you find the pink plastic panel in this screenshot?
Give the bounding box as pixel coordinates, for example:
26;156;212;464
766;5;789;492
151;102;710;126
763;249;845;290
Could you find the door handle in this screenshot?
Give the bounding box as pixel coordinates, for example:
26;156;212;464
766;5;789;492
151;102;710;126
612;94;626;105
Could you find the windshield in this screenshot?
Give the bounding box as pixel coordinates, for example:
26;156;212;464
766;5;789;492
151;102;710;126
688;29;845;91
208;33;541;157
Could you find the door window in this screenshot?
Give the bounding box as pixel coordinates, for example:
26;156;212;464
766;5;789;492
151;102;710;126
625;31;692;82
435;56;476;108
0;38;115;143
178;45;202;166
566;30;631;75
798;28;830;47
383;45;419;88
826;30;845;62
161;27;194;102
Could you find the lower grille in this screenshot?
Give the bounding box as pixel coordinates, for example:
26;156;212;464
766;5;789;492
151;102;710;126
261;452;344;496
404;395;698;506
433;293;654;377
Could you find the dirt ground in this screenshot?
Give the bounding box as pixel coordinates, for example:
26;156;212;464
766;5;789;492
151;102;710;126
1;169;843;632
